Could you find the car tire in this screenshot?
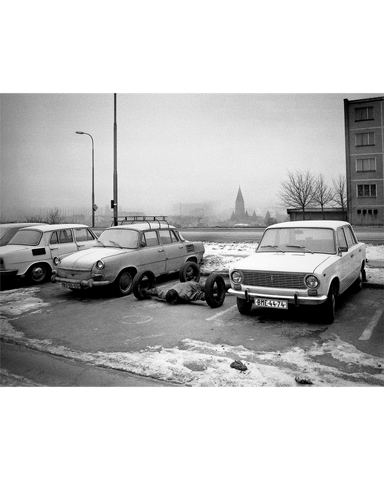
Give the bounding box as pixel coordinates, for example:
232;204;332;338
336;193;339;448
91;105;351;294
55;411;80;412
133;270;156;300
353;267;365;292
114;271;133;296
179;261;201;282
236;297;253;315
204;273;226;309
28;263;49;284
321;282;337;324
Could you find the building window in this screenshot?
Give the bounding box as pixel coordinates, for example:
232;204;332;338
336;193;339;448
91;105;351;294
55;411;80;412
357;184;377;197
355;106;374;121
355;132;375;146
357;209;361;214
356;157;376;171
374;210;378;215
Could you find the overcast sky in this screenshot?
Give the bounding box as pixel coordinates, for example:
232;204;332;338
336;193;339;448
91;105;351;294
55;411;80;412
2;92;382;221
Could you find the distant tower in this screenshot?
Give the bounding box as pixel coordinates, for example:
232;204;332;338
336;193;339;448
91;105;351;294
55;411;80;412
235;186;245;217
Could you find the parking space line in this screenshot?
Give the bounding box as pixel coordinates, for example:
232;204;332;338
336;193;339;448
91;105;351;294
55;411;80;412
359;308;383;341
205;305;237;321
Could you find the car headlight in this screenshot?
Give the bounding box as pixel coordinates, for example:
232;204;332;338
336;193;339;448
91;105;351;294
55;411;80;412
231;270;244;284
95;260;105;270
53;257;61;266
305;275;320;289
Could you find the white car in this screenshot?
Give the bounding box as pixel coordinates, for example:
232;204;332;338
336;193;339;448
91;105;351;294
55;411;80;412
0;223;46;246
228;220;366;323
0;224;98;284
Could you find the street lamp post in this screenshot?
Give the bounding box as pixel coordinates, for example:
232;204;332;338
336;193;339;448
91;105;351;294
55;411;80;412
75;131;95;227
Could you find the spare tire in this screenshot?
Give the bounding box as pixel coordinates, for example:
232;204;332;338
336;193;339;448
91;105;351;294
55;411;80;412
204;273;226;309
132;270;156;300
179;261;201;282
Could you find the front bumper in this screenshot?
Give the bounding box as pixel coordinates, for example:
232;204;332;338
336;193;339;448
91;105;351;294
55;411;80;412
51;272;110;288
227;287;328;306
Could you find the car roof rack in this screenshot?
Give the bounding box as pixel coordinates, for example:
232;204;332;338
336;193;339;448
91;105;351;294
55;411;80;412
114;215;170;229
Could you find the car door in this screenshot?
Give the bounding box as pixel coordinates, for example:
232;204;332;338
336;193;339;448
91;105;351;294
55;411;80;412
343;225;362;283
49;228;78;258
139;230;166;275
158;228;185;272
335;227;353;293
74;227;98;251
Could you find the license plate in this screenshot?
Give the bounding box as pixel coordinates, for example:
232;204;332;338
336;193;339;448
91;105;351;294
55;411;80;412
254;298;288;309
61;282;81;289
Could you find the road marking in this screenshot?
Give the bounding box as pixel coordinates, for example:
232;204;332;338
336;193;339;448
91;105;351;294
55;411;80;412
359;308;383;341
205;305;237;321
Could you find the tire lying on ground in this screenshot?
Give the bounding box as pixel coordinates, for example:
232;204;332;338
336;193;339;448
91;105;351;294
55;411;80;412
204;273;226;309
179;261;201;282
133;270;157;300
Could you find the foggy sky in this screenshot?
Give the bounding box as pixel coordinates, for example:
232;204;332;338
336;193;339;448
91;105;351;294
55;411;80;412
1;93;382;221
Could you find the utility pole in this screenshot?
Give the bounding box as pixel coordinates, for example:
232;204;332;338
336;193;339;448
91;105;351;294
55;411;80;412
113;93;118;226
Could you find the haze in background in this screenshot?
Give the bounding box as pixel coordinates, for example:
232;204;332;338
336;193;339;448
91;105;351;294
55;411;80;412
2;92;383;222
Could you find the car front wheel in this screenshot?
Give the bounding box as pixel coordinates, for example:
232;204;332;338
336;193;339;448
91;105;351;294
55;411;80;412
321;282;337;324
237;297;253;315
114;271;133;296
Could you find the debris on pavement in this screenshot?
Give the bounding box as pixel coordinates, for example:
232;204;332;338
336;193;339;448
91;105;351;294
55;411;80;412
230;360;248;371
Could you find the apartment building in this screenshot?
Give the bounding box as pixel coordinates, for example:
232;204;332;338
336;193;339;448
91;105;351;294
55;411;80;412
344;96;384;225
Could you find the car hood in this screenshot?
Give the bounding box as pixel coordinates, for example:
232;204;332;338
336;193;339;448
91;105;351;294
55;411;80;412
59;247;128;268
231;252;331;273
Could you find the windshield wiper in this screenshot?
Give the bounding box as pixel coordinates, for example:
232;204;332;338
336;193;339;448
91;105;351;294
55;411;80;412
108;240;122;248
286;244;314;253
96;240;106;247
260;245;285;253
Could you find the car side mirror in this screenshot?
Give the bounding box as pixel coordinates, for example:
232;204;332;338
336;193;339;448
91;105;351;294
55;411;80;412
140;241;146;248
338;246;348;255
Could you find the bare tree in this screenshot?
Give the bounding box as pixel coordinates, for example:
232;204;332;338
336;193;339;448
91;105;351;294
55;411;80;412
47;208;65;224
278;170;316;220
25;214;45;223
332;175;347;219
313;174;334;219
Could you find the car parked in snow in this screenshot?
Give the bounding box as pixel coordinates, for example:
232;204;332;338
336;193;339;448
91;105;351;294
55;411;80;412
0;224;98;284
228;220;366;323
51;217;205;296
0;223;46;246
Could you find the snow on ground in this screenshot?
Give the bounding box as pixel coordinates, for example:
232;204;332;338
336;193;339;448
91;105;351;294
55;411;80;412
0;244;383;387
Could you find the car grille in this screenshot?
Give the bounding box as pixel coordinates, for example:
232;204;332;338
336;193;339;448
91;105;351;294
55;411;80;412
241;270;306;289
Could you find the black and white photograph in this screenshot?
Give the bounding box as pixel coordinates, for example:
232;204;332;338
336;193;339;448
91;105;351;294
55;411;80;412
1;92;383;388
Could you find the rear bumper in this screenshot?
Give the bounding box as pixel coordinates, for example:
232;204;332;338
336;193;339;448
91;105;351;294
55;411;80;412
228;288;328;306
0;269;18;279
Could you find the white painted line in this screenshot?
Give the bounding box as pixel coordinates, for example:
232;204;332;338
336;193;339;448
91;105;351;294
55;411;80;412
205;305;237;321
359;309;383;341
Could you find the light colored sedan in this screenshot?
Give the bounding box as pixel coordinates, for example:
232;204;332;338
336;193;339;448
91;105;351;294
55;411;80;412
51;220;205;296
0;223;46;246
228;220;366;323
0;224;98;284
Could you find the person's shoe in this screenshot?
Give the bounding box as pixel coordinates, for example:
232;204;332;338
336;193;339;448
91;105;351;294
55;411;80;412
141;288;150;299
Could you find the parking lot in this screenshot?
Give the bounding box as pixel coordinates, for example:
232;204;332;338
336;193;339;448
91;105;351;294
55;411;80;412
1;275;383;387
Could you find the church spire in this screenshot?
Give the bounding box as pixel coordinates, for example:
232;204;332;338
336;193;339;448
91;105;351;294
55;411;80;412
235;186;245;217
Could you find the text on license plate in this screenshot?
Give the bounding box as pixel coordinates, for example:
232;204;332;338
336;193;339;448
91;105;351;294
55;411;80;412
61;282;81;289
254;298;288;309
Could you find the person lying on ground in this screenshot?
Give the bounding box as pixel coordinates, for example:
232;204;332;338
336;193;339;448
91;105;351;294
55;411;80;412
141;280;206;304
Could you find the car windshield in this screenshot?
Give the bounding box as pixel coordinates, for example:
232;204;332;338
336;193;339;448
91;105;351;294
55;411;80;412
257;227;336;254
8;229;42;246
97;229;139;249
